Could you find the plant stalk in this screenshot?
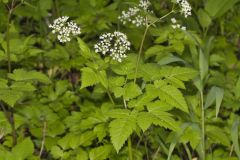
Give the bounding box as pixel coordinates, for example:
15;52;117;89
4;2;17;146
134;24;149;84
200;91;205;160
128;137;133;160
6;10;11;73
123;99;133;160
133;10;174;83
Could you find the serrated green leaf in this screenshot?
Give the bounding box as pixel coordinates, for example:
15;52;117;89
94;123;107;142
0;90;23;107
137;112;153;132
156;84;189;113
123;82;142;100
10;82;36;92
109;111;137;153
12;138;34;160
8;69;51;84
159;67;198;81
106;109;130;119
89;145;113;160
81;67;99;89
206;125;230;146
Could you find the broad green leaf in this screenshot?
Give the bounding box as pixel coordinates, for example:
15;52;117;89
137;112;153;132
76;149;88;160
159;67;198;81
8;69;51;84
231;117;240;159
215;87;224;118
206;125;230;146
10;82;36;92
205;0;238;18
199;50;208;80
158;55;185;65
94;123;107;142
204;86;224;117
157;84;189;113
77;38;92;58
12;138;34;160
197;9;212;28
0;90;23;107
106;109;130;118
109;111;137;153
89;145;113;160
81;67;99;89
123;82;142;100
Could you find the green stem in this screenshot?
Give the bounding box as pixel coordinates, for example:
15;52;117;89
128;137;133;160
183;144;192;160
107;90;115;106
200;91;205;160
133;10;175;83
123;99;133;160
134;24;149;84
5;4;17;146
6;11;11;73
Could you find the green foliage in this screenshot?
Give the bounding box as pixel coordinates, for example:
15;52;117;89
0;0;239;159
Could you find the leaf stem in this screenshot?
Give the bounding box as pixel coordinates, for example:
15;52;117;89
128;137;133;160
200;90;205;160
107;90;115;106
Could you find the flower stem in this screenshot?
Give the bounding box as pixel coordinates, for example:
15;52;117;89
133;10;174;84
134;24;149;84
200;91;205;160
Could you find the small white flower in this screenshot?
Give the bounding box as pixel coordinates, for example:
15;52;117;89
171;18;177;24
171;18;187;31
94;31;131;62
118;0;152;27
176;0;192;18
49;16;81;43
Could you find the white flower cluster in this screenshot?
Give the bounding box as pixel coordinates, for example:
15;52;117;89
49;16;81;43
94;31;131;62
171;18;186;30
118;0;152;27
176;0;192;18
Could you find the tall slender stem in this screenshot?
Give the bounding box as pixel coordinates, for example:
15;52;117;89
128;135;133;160
183;144;192;160
123;99;133;160
6;10;11;73
133;10;174;84
4;2;17;146
134;25;149;84
200;91;205;160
